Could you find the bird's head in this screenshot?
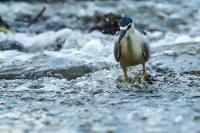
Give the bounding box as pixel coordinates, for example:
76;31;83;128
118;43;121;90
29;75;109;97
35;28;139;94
118;17;134;42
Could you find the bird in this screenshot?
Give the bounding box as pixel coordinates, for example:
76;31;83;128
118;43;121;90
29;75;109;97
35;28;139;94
113;17;150;80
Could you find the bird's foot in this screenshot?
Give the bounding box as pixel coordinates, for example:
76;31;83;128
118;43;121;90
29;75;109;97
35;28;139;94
140;68;148;81
124;74;129;81
143;68;147;77
140;75;145;81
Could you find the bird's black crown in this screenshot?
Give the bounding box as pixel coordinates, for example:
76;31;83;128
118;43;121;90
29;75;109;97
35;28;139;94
118;17;133;27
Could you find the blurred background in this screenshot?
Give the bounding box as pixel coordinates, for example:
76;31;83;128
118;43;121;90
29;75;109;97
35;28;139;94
0;0;199;133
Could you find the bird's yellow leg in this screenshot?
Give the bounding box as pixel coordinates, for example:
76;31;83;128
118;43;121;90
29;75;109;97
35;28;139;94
141;64;147;80
124;73;129;81
122;66;129;80
143;67;147;77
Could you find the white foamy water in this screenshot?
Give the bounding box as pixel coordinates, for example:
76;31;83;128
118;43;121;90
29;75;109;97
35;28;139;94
1;28;199;65
0;28;116;65
0;28;199;68
151;32;200;48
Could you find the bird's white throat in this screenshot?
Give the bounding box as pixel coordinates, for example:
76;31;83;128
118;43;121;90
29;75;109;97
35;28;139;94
119;26;128;30
120;24;135;31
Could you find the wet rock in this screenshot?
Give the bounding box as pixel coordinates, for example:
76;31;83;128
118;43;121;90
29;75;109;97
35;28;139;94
25;17;66;33
15;13;34;24
44;18;67;31
21;65;94;80
82;13;122;34
13;10;48;33
0;71;20;80
166;16;187;29
0;65;94;80
193;116;200;122
0;40;26;52
42;37;65;51
191;95;200;99
1;6;66;33
28;84;45;89
183;70;200;76
0;16;9;28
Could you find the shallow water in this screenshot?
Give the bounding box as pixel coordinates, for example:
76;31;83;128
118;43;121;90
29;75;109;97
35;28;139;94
0;0;200;133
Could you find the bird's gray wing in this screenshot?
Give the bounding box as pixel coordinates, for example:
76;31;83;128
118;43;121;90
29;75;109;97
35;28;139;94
137;29;150;62
113;39;121;62
136;28;147;36
114;30;127;62
142;41;150;62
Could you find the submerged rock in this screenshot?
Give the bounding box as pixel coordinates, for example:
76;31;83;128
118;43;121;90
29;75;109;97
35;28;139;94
0;40;26;51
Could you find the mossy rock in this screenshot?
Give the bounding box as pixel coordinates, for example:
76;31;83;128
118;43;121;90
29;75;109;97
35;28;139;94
22;65;94;80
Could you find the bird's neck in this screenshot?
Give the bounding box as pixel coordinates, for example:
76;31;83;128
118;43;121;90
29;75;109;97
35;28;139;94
126;34;134;57
126;26;135;35
126;29;139;57
126;30;135;49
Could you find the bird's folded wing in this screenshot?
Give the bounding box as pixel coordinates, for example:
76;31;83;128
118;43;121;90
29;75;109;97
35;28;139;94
114;40;121;62
142;42;150;61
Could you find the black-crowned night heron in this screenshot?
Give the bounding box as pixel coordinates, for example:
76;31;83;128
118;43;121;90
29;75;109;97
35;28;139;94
114;17;150;80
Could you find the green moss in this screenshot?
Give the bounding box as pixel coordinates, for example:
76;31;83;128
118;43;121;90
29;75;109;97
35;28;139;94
0;27;9;33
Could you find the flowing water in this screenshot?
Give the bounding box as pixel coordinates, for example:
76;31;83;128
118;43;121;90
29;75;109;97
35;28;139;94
0;0;200;133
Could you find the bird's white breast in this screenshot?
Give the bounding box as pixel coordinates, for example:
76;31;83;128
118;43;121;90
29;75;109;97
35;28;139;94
120;30;145;66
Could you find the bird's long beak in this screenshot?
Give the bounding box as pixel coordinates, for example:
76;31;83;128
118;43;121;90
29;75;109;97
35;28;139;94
119;30;127;43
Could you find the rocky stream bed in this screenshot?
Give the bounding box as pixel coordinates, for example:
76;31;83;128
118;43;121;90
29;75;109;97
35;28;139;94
0;0;200;133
